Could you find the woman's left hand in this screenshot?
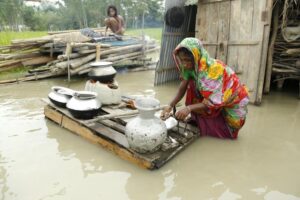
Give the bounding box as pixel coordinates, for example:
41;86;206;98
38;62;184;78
175;106;191;121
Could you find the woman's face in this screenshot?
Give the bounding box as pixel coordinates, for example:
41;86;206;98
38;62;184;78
109;8;116;17
178;51;194;70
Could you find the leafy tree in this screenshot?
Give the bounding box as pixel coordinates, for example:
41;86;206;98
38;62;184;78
0;0;23;30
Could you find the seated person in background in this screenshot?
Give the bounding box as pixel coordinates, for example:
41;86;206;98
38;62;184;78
105;5;125;35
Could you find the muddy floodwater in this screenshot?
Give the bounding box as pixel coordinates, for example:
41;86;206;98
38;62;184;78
0;70;300;200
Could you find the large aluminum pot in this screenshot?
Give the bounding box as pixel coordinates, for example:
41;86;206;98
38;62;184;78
66;91;101;119
48;86;75;108
88;61;116;83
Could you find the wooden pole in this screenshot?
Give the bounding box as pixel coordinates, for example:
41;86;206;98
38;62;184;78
66;43;72;82
95;44;101;62
264;3;279;94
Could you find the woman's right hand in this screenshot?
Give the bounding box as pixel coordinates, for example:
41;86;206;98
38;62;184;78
160;105;173;120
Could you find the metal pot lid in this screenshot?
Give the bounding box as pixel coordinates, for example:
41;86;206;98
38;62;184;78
49;86;74;104
74;91;97;100
51;86;75;97
88;66;116;76
90;61;113;67
67;91;101;111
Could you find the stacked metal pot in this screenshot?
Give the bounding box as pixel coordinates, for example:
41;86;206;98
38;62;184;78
85;61;121;105
88;61;117;83
48;86;101;119
47;62;121;119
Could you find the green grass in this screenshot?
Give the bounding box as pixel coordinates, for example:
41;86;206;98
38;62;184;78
0;28;162;46
0;66;31;80
126;28;162;42
0;31;47;46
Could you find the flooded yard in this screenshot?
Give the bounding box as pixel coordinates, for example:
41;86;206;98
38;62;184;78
0;70;300;200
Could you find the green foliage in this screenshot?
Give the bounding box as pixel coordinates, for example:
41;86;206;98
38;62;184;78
0;0;23;31
22;6;46;31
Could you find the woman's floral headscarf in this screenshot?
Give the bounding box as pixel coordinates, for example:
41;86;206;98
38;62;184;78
173;37;224;84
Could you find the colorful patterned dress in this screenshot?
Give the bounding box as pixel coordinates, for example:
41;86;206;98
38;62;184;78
173;38;249;139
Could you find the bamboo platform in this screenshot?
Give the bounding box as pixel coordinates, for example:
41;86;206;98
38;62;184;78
44;101;199;170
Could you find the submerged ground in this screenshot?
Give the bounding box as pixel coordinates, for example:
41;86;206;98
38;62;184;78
0;70;300;200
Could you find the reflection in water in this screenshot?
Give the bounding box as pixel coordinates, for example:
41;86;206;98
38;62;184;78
251;186;268;195
264;191;300;200
218;189;242;200
251;187;300;200
212;181;224;188
158;170;181;200
0;70;300;200
0;154;11;200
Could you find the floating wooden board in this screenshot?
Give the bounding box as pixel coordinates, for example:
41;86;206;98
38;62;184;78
44;101;199;170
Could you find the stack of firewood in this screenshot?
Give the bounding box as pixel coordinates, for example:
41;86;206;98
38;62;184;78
272;29;300;80
0;28;159;84
271;1;300;89
0;37;54;72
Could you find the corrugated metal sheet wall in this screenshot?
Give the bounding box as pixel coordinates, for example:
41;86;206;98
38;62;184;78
154;0;197;85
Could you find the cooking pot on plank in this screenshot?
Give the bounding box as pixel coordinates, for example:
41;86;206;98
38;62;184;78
88;70;116;83
88;61;116;83
66;91;101;119
48;86;75;108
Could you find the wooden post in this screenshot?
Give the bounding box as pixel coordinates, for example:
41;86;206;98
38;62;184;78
255;0;274;104
95;44;101;62
264;3;279;94
142;32;146;68
66;43;72;82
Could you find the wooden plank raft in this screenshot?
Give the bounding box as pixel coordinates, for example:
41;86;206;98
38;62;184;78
44;101;199;170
